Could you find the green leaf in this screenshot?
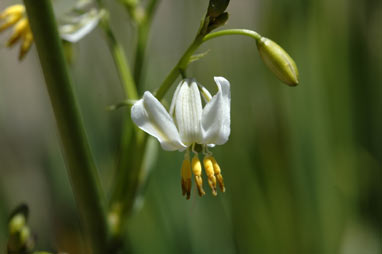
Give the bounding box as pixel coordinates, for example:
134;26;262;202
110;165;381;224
189;50;210;64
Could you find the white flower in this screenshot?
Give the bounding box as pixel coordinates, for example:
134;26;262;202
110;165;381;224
131;77;231;199
59;8;104;43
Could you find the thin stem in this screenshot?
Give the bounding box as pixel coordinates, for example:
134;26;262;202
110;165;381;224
155;37;203;100
125;0;159;89
134;0;160;88
107;0;160;240
155;29;262;100
103;2;160;251
203;28;262;43
134;23;149;88
108;129;147;251
101;16;138;100
23;1;108;253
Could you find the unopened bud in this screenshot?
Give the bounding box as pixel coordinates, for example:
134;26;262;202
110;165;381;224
8;204;29;227
207;0;230;18
9;214;26;234
256;37;299;86
7;204;34;252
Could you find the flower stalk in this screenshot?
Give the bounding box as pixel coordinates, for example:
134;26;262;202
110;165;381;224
99;1;159;250
100;12;138;100
203;28;262;42
133;0;160;89
155;36;204;100
22;0;109;253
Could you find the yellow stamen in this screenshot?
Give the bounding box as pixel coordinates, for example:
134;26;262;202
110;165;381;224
7;18;29;48
210;157;225;192
192;155;205;196
19;29;33;60
180;157;192;200
203;156;217;196
0;5;25;32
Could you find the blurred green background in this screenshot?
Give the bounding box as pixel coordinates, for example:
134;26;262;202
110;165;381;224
0;0;381;253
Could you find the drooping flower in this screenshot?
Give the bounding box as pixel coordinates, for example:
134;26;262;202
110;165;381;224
59;5;104;43
0;5;33;60
0;2;103;60
131;77;231;199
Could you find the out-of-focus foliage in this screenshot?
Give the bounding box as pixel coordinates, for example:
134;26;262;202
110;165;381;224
0;0;381;253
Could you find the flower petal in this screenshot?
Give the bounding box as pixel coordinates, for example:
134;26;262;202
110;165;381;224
169;80;183;116
59;9;102;43
175;79;203;145
201;76;231;145
131;91;186;151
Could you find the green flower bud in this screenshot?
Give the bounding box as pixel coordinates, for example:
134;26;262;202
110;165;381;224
8;204;29;234
256;37;299;86
7;204;34;253
19;226;31;247
7;226;35;253
9;214;26;234
207;0;230;18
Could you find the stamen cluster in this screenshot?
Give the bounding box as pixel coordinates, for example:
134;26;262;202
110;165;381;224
0;5;33;60
181;150;225;199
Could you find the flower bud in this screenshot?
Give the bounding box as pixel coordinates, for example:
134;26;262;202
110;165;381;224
8;204;29;225
7;204;34;252
256;37;299;86
207;0;230;18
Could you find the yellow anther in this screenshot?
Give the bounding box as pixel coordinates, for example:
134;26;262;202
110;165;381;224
19;28;33;60
192;155;205;196
7;19;29;47
0;5;25;18
203;156;217;196
180;157;192;200
210;157;225;192
0;5;25;32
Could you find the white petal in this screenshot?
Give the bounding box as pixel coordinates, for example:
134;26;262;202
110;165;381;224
201;76;231;145
175;79;203;145
169;80;183;116
131;92;186;151
60;9;102;43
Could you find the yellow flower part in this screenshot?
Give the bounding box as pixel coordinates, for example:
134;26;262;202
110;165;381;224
192;155;206;197
0;4;33;60
180;154;192;199
0;5;25;32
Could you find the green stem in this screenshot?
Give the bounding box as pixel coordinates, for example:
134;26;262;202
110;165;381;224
155;29;262;100
107;2;160;249
108;130;147;251
133;0;160;89
101;20;140;237
203;28;262;43
23;1;108;253
134;23;149;88
101;15;138;100
155;36;203;100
